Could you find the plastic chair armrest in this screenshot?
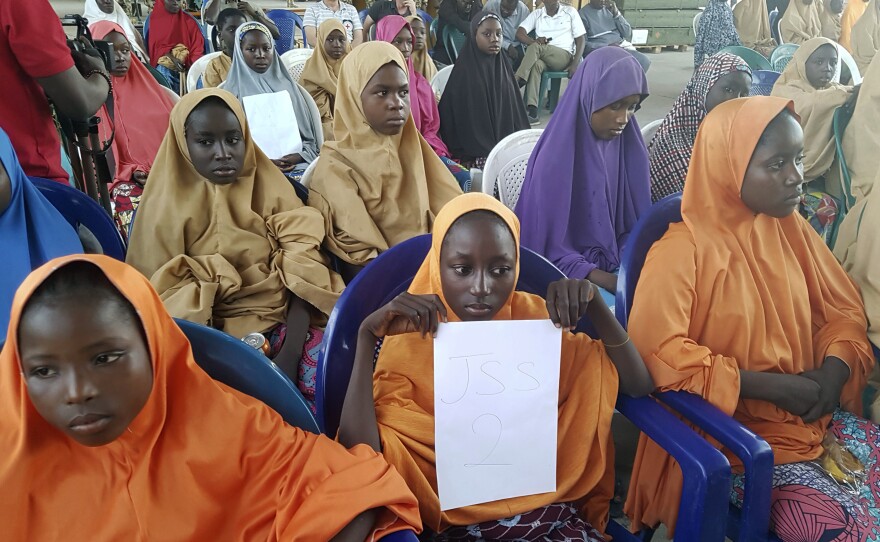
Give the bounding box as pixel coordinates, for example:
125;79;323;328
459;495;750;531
655;391;773;542
616;394;730;541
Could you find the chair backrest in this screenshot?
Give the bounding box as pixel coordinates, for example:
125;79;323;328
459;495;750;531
640;118;663;147
718;46;773;71
174;318;320;433
281;48;313;83
162;85;181;103
770;43;798;72
833;105;856;212
266;9;307;53
186;51;223;94
300;156;319;188
482;128;543;209
295;82;324;148
430;65;454;100
615;193;682;328
693;10;702;36
316;234;597;436
769;8;781;44
836;44;862;85
749;69;781;96
30;177;126;261
443;25;466;62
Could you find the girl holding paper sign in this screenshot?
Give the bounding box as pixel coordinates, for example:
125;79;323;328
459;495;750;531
338;193;653;539
221;22;322;184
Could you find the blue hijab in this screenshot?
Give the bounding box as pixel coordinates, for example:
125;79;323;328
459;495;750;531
0;129;82;337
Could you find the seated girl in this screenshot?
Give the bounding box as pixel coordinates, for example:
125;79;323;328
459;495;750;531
203;8;247;88
222;22;322;183
851;0;880;74
307;43;462;283
301;19;351;142
771;37;858;241
0;254;421;540
83;0;149;63
732;0;776;58
693;0;741;68
649;52;752;202
338;192;653;541
439;11;529;170
126;89;344;405
0;128;81;337
515;47;650;308
377;15;471;191
625;96;878;541
148;0;205;92
407;15;437;82
779;0;823;44
90;21;176;241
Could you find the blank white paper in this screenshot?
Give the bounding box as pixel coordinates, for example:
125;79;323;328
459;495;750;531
242;91;303;160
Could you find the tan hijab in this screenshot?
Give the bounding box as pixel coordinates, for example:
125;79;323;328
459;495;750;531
300;19;351;141
407;15;438;82
819;0;842;39
733;0;776;48
771;38;851;184
307;42;462;266
780;0;823;43
126;89;345;338
851;0;880;72
840;0;869;51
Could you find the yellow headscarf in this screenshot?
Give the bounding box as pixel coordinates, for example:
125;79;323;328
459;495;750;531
307;42;462;266
407;15;438;82
733;0;776;48
300;19;351;141
126;89;345;338
373;192;619;535
851;0;880;72
780;0;823;43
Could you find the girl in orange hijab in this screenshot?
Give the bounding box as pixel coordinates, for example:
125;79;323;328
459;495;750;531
623;96;878;541
0;254;421;541
338;193;653;540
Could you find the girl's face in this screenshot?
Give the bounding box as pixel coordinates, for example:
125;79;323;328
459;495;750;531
241;30;273;74
704;70;752;112
360;63;411;135
105;31;132;78
97;0;115;14
221;15;247;55
391;26;414;60
184;100;246;185
590;94;641;140
475;18;503;55
18;292;153;447
410;19;427;51
325;29;348;60
439;212;517;322
741;112;805;218
805;44;838;89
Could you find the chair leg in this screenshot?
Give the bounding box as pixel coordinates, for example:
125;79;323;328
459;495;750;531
538;74;550;111
549;77;562;113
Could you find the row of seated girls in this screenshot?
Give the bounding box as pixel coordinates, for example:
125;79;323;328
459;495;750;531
5;18;880;542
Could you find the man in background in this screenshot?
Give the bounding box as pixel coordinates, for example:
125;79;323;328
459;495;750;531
580;0;651;72
485;0;530;69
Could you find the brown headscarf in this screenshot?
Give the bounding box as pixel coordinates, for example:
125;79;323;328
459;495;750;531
407;15;439;82
203;53;232;88
851;0;880;72
624;97;873;535
300;19;351;141
126;89;344;338
771;37;851;185
733;0;776;49
819;0;842;39
780;0;823;43
307;42;462;267
373;193;618;535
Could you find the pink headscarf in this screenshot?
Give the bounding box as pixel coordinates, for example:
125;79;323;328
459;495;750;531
376;15;450;158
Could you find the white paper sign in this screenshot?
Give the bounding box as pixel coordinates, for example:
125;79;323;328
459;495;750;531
631;29;649;45
242;91;303;160
433;319;562;511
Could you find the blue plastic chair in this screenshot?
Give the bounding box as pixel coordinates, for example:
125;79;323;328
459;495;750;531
266;9;307;53
317;234;732;542
30;177;126;261
175;318;320;433
615;194;778;542
749;69;781;96
769;9;781;44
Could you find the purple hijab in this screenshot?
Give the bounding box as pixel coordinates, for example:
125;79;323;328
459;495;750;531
514;47;651;279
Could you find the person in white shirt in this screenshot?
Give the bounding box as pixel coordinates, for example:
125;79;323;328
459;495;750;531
515;0;586;123
303;0;364;46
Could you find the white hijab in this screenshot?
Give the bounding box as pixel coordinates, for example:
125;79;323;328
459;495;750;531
83;0;148;61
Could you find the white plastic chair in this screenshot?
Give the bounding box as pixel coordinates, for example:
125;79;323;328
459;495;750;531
300;156;319;188
162;85;180;103
836;45;862;85
186;51;223;93
482;129;543;210
430;65;454;101
693;11;703;37
281;49;314;83
640;119;663;148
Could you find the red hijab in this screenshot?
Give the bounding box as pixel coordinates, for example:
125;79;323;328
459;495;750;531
147;0;205;68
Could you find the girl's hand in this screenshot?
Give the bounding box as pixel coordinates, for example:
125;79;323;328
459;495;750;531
361;293;448;339
770;373;822;417
799;357;850;422
546;278;595;331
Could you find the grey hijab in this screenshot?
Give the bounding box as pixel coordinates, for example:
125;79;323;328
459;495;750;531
221;22;320;163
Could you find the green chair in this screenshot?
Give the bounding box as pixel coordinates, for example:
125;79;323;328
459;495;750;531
770;43;799;72
827;105;855;248
443;25;467;62
537;71;569;113
718;45;773;71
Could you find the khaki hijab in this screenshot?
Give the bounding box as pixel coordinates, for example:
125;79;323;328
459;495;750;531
126;89;344;338
851;0;880;72
819;0;842;39
733;0;776;48
307;42;462;266
771;37;851;184
407;15;438;82
780;0;823;43
300;19;351;141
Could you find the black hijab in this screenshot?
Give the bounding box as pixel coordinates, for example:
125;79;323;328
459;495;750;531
438;11;530;162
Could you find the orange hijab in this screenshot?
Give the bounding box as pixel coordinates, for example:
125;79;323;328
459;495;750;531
840;0;870;51
624;97;873;535
0;254;421;541
373;193;619;535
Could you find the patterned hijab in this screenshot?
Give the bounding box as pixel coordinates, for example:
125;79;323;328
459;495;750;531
649;53;751;202
694;0;742;68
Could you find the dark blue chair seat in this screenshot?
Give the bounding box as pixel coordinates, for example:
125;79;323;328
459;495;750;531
749;70;781;96
266;9;308;53
318;234;731;541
